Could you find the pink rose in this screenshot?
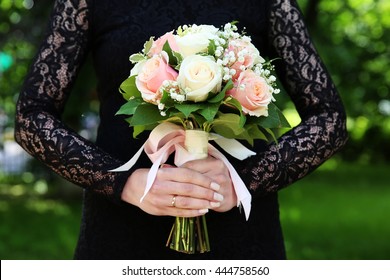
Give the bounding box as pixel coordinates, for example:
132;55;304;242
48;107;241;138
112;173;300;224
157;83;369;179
226;39;264;80
148;32;179;56
227;70;272;117
136;54;178;103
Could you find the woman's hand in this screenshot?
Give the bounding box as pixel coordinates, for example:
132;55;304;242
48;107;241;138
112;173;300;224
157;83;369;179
182;157;237;213
121;164;224;217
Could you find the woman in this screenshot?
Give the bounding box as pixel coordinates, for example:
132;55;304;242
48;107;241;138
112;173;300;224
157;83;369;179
14;0;348;259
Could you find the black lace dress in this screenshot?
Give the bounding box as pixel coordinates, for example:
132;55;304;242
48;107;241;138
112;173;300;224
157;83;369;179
15;0;348;259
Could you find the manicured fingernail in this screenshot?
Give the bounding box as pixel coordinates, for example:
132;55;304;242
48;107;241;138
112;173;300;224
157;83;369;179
210;182;220;191
199;208;209;214
214;193;224;202
210;202;220;208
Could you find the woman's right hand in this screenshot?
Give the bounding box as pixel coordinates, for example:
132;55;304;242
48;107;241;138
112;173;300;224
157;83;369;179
121;166;224;217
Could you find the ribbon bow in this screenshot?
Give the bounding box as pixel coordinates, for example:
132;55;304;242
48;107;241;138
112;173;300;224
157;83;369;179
110;122;255;220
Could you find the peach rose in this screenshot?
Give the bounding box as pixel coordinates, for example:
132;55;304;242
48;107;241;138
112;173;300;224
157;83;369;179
227;39;264;80
227;70;272;117
148;31;179;56
136;53;178;103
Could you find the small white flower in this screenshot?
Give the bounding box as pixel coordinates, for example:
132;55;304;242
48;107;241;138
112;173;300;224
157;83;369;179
223;57;230;65
268;75;276;82
176;95;186;102
223;74;231;81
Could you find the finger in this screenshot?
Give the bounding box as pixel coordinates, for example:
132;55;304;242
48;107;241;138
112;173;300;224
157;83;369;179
182;157;227;175
161;166;213;186
157;167;221;192
151;180;223;202
171;195;222;210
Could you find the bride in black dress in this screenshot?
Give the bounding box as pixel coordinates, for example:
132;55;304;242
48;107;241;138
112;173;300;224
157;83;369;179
14;0;348;259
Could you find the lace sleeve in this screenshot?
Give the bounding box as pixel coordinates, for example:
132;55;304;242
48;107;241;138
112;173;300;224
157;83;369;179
14;0;129;203
239;0;348;196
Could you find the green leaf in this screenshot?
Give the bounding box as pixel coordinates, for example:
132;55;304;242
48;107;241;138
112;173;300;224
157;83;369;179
143;36;154;54
207;90;226;103
160;90;177;108
129;53;145;63
175;103;204;118
221;79;234;94
207;40;216;56
198;103;220;121
192;114;207;129
277;106;291;128
116;98;143;115
224;97;246;127
258;127;278;143
211;113;246;138
163;41;178;66
243;124;268;143
164;116;185;127
132;125;146;138
172;50;183;67
130;103;166;126
248;103;282;128
119;76;141;100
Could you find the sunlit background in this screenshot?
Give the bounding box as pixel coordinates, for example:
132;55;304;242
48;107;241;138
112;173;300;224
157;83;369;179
1;0;389;259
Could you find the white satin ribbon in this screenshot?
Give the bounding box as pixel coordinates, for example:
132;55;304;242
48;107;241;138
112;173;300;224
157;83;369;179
110;122;255;220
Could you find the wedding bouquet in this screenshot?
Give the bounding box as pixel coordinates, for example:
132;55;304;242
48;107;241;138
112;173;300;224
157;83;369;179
113;22;289;254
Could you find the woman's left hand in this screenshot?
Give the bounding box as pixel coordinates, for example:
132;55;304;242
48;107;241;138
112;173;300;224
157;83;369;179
181;157;237;213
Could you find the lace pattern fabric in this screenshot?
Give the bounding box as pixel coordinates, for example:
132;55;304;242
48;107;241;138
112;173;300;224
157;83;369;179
15;0;129;202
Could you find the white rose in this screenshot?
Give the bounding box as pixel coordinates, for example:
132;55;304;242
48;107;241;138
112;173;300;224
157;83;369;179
178;55;222;102
175;24;218;58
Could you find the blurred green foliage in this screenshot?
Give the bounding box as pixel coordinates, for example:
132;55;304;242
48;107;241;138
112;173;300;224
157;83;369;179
299;0;390;163
0;0;97;140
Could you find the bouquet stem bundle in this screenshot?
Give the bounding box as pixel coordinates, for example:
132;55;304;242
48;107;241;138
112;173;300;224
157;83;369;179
167;215;210;253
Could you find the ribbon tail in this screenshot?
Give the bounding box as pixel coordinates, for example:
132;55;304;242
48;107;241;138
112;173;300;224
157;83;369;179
140;152;165;203
212;135;256;161
109;143;146;172
208;144;252;221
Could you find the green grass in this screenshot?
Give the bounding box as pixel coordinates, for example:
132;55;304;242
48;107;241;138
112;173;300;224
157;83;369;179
279;161;390;260
0;197;81;259
0;160;389;259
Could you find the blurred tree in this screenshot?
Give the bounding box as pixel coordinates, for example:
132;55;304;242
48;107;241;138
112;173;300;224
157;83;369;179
0;0;52;137
0;0;97;137
298;0;390;163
